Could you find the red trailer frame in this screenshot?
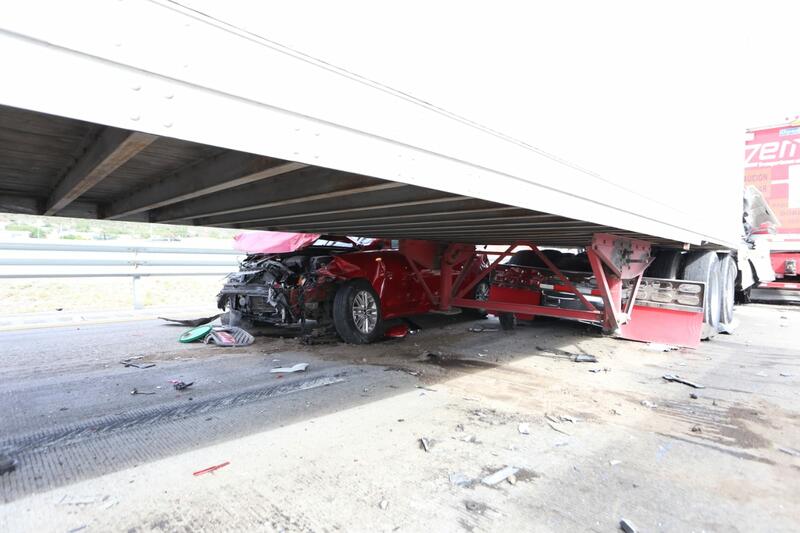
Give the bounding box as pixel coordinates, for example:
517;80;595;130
402;232;706;348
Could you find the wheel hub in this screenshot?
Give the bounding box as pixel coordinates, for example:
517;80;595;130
352;290;378;334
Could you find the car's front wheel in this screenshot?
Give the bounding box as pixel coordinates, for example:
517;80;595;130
333;280;383;344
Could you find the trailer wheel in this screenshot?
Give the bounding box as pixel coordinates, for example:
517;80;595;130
718;254;737;328
499;312;517;330
681;251;721;337
646;250;683;279
333;280;383;344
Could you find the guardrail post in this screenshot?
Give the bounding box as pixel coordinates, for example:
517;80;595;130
132;275;143;310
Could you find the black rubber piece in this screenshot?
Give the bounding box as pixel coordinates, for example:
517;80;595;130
681;251;721;335
556;252;591;272
332;279;383;344
646;250;683;279
507;249;562;267
499;313;517;330
718;254;737;327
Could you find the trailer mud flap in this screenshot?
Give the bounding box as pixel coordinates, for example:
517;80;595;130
618;304;703;348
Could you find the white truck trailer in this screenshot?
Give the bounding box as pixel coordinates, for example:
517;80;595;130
0;1;752;346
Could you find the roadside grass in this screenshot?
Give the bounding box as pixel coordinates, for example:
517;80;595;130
0;276;225;315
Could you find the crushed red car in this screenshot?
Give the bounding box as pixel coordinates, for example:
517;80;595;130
218;231;488;343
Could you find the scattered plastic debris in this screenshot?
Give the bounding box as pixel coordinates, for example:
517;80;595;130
662;374;705;389
193;461;230;476
468;326;499;333
507;474;517;485
204;327;255;347
779;372;792;377
419;437;432;452
691;425;702;433
179;325;213;343
573;354;598;363
778;447;800;457
646;343;678;352
482;466;519;486
170;380;194;391
640;400;657;408
130;388;155;395
609;460;622;466
159;314;221;327
620;518;638;533
518;422;531;435
270;363;309;374
449;472;472;486
755;371;768;377
120;358;155;369
588;367;611;373
379;499;389;510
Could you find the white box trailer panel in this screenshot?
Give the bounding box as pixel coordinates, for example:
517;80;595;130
0;1;738;248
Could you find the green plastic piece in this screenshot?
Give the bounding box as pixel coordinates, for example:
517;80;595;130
179;325;213;343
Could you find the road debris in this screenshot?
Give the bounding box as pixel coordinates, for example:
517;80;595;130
419;437;432;452
646;343;678;352
120;358;155;369
170;380;194;391
0;454;16;475
204;327;255;347
416;385;437;392
449;472;472;487
179;325;213;343
130;388;155;395
588;367;611;373
640;400;657;408
662;374;705;389
518;422;531;435
384;323;410;339
482;465;519;486
468;326;498;333
779;372;792;377
691;425;702;433
464;500;483;512
778;446;800;457
620;518;639;533
379;499;389;510
547;421;571;435
158;314;221;327
609;460;622;466
270;363;309;373
507;474;517;485
690;393;699;399
192;461;230;476
573;354;598;363
545;413;575;424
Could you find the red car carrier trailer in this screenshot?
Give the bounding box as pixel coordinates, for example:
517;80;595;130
744;119;800;303
0;2;747;347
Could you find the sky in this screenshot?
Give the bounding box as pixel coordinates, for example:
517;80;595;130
175;0;799;241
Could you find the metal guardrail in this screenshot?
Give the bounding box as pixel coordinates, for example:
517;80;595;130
0;240;244;309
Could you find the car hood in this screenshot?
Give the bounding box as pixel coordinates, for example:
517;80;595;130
233;231;321;253
233;231;360;254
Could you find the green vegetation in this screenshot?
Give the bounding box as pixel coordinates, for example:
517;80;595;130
0;213;237;241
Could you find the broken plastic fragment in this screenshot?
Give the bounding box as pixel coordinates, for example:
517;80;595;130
270;363;309;373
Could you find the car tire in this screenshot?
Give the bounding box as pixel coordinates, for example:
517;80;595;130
499;312;517;330
646;250;683;279
718;254;737;328
333;280;383;344
681;251;721;337
464;281;490;318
